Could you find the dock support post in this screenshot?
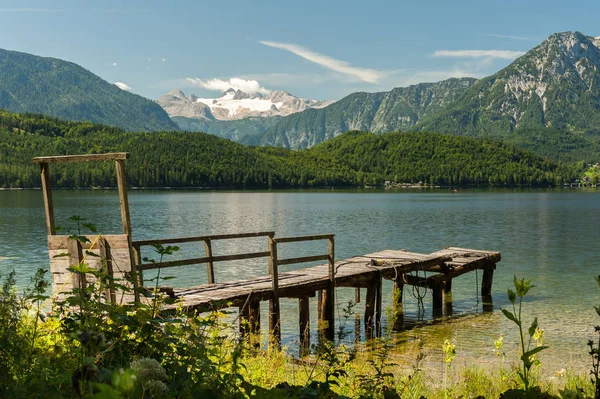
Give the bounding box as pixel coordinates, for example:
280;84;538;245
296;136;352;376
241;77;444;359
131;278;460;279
432;281;445;318
249;300;261;348
268;234;281;347
444;278;452;293
39;162;56;235
239;303;250;337
322;236;335;341
299;296;310;356
375;274;382;338
365;278;377;340
392;276;404;330
67;239;86;291
481;263;495;297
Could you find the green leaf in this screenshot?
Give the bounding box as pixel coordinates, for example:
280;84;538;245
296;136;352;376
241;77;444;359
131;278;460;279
594;305;600;317
82;223;97;232
501;308;520;326
521;345;549;362
507;289;516;304
528;317;538;337
53;252;70;258
69;215;85;221
85;250;100;257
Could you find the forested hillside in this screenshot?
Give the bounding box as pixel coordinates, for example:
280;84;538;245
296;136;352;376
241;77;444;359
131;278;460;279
0;111;578;189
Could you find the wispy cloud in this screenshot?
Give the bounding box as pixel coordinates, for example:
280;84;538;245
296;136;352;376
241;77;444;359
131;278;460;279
186;77;271;95
486;33;537;42
260;40;384;83
432;49;525;60
114;82;133;92
112;62;118;67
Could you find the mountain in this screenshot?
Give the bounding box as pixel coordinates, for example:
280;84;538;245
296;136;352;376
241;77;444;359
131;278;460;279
0;48;178;131
157;88;332;121
242;78;477;149
414;31;600;159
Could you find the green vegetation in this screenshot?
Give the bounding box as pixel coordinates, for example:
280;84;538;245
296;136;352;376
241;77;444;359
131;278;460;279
0;243;597;398
0;110;580;189
0;48;178;132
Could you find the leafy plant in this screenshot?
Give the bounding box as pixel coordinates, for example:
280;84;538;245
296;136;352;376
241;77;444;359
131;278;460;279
501;275;549;393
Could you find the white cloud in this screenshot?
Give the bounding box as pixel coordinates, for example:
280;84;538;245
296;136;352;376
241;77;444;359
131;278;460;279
432;49;525;60
486;33;536;42
186;77;271;95
114;82;133;91
112;62;118;66
162;57;167;62
260;40;384;83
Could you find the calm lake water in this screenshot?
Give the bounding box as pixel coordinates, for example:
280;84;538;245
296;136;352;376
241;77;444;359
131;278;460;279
1;188;599;372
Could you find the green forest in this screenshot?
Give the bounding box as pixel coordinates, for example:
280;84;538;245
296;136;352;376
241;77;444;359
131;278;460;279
0;110;581;189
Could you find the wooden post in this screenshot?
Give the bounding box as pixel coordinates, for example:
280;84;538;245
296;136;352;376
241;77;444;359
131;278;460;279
67;239;86;291
355;288;360;303
268;235;281;346
444;278;453;293
115;159;139;303
248;300;261;347
375;274;382;338
98;238;116;304
299;296;310;356
203;238;215;284
432;281;444;318
239;303;250;337
444;291;454;317
481;264;495;297
39;162;56;235
365;280;377;340
132;244;143;288
322;236;335;341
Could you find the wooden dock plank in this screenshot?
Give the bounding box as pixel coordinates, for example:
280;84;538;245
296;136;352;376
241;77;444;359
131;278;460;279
163;248;499;313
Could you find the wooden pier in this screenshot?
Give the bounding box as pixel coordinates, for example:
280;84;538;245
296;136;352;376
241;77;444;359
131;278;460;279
34;152;501;351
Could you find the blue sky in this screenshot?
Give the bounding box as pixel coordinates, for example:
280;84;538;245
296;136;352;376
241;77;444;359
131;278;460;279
1;0;598;101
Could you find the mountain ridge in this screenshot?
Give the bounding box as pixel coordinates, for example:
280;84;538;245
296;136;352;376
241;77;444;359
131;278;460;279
0;48;178;132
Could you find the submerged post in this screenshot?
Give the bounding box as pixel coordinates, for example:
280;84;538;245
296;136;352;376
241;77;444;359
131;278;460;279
298;296;310;356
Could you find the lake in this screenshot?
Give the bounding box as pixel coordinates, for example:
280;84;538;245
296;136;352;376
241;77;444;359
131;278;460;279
1;188;599;372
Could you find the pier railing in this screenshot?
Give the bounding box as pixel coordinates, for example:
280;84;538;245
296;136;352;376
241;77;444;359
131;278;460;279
132;231;275;285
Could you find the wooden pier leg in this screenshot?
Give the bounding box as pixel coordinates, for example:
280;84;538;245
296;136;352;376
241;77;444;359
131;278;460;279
365;280;377;340
444;291;454;317
239;303;250;337
481;264;495;297
392;276;404;331
67;239;86;291
375;275;382;338
432;281;445;318
320;287;335;341
268;235;281;347
354;313;361;344
299;296;310;356
249;300;261;348
444;278;453;293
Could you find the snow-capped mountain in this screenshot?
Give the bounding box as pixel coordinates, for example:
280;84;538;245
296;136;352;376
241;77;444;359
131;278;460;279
157;88;333;121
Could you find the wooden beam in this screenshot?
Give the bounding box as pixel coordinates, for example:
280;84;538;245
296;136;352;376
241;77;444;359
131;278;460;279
375;275;382;338
274;234;335;244
249;300;261;348
277;254;329;266
137;251;271;271
39;162;56;235
32;152;129;164
481;264;495;297
67;239;86;291
365;282;377;340
132;231;275;246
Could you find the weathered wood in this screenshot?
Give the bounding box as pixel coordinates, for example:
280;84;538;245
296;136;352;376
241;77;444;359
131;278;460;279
67;239;86;290
364;282;377;340
444;278;453;293
274;234;335;244
98;238;116;304
115;159;138;303
277;254;330;266
132;231;275;246
299;296;310;356
248;300;261;348
33;152;129;164
432;281;444;318
481;263;495;296
137;251;271;271
239;303;250;336
323;283;335;341
203;239;215;284
39;163;55;235
355;288;360;303
375;275;382;338
268;236;281;346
